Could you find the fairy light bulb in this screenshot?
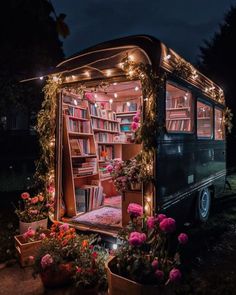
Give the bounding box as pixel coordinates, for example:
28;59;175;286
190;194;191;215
112;244;118;250
164;54;171;61
85;71;90;78
94;93;98;99
39;76;43;80
95;103;98;108
109;99;113;104
106;69;112;77
114;93;118;98
134;86;139;91
74;99;78;105
72;75;76;80
127;102;131;107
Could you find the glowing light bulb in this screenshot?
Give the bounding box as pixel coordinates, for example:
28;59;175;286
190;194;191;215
112;244;118;250
39;76;43;80
94;103;98;108
127;102;131;107
144;204;149;212
114;93;118;98
146;196;151;202
72;75;76;80
113;82;117;85
106;70;112;77
128;54;134;61
134;86;139;91
74;99;78;106
109;99;113;104
85;71;90;78
164;54;171;61
94;93;98;99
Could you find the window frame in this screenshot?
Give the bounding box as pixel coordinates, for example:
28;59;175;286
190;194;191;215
165;81;194;134
214;106;225;141
196;99;213;140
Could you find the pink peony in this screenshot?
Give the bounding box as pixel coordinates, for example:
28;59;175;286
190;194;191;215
169;268;182;282
131;121;139;131
106;165;113;173
147;216;158;229
41;254;54;269
127;203;143;217
151;259;159;269
156;214;166;223
59;223;69;232
129;231;146;246
27;228;36;237
21;192;30;200
31;197;39;204
178;233;188;245
38;195;44;202
133;115;140;123
40;233;46;239
159;217;176;233
155;269;164;281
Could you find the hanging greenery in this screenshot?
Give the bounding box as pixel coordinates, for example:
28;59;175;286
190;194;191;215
34;76;61;194
223;107;233;134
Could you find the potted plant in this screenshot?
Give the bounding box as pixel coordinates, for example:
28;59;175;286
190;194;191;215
14;190;54;234
72;242;109;294
33;222;96;289
106;203;188;295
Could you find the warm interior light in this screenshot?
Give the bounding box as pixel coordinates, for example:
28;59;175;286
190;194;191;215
135;86;139;91
72;75;76;80
164;54;171;61
94;103;98;108
109;99;113;104
128;54;135;61
74;99;78;106
94;93;98;99
85;71;90;78
114;93;118;98
127;102;131;107
113;82;117;85
39;76;43;80
106;70;112;77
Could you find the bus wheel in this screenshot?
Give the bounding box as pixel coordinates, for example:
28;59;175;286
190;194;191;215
196;188;211;222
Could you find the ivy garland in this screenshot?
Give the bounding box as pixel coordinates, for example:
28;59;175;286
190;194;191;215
34;76;61;194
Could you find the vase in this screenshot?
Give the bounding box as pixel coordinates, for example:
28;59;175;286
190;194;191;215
106;257;173;295
19;218;48;234
40;263;73;289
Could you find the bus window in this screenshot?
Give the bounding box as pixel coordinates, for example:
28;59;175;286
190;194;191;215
197;101;213;138
166;82;193;132
215;108;224;140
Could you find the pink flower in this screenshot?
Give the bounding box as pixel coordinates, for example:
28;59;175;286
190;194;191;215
131;121;139;131
147;216;157;229
59;224;69;232
21;192;30;200
106;165;113;173
151;259;159;269
38;195;44;202
31;197;39;204
48;186;55;194
76;267;82;273
169;268;182;282
178;233;188;245
50;232;55;237
129;231;146;246
155;269;164;281
159;218;176;233
40;233;46;240
156;214;166;223
85;93;93;101
127;203;143;217
41;254;53;269
27;228;36;237
133;115;140;123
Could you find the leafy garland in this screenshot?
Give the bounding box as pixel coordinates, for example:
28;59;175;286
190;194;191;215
223;107;233;133
34;76;61;194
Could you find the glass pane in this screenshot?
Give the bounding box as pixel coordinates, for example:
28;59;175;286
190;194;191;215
215;108;224;140
197;101;213;138
166;82;193;132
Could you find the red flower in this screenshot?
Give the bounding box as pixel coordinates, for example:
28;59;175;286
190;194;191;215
178;233;188;245
21;192;30;200
92;252;98;259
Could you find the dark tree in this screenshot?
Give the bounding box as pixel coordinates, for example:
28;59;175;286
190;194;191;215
198;6;236;169
0;0;66;130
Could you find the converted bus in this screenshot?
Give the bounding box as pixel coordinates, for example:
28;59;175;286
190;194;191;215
26;35;226;237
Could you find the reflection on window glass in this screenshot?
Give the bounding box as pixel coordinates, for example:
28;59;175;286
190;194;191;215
197;101;212;138
166;82;193;132
215;108;224;140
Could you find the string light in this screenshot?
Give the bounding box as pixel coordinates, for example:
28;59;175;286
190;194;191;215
94;93;98;99
164;54;171;61
128;54;135;61
127;102;131;107
39;76;43;80
94;102;98;108
85;71;90;78
74;99;78;106
109;98;113;104
114;93;118;98
134;86;139;91
112;244;118;250
106;69;112;77
113;82;117;85
72;75;76;80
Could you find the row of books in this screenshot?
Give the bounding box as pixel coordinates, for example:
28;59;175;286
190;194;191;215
98;145;114;161
68;118;91;133
167;109;190;119
70;139;92;156
66;106;87;119
89;104;116;120
75;185;104;213
91;118;120;131
73;158;97;177
94;132;116;143
166;119;190;131
116;102;138;113
166;95;190;109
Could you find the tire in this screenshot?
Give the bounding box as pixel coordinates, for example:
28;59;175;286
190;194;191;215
195;188;211;222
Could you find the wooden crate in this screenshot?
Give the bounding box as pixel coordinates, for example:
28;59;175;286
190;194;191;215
14;230;50;267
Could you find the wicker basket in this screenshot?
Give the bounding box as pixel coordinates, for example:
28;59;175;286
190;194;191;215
14;230;50;267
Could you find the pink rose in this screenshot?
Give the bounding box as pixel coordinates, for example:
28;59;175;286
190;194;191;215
147;216;157;229
131;121;139;131
59;224;69;232
127;203;143;217
159;218;176;233
24;228;35;238
156;214;166;223
129;231;146;246
41;254;54;269
40;233;46;239
151;259;159;269
106;165;113;173
50;232;55;237
155;269;164;281
31;197;39;204
169;268;182;282
21;192;30;200
85;93;93;101
133;115;140;123
48;186;55;194
178;233;188;245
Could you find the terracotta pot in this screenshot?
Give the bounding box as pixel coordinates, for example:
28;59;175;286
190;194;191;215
106;257;173;295
19;218;48;234
40;263;73;288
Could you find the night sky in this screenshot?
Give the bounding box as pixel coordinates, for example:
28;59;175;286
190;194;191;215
53;0;236;63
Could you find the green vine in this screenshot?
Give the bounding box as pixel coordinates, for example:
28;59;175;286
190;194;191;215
223;107;233;134
34;76;61;194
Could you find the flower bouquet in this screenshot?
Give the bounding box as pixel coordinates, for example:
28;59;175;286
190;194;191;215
106;203;188;295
